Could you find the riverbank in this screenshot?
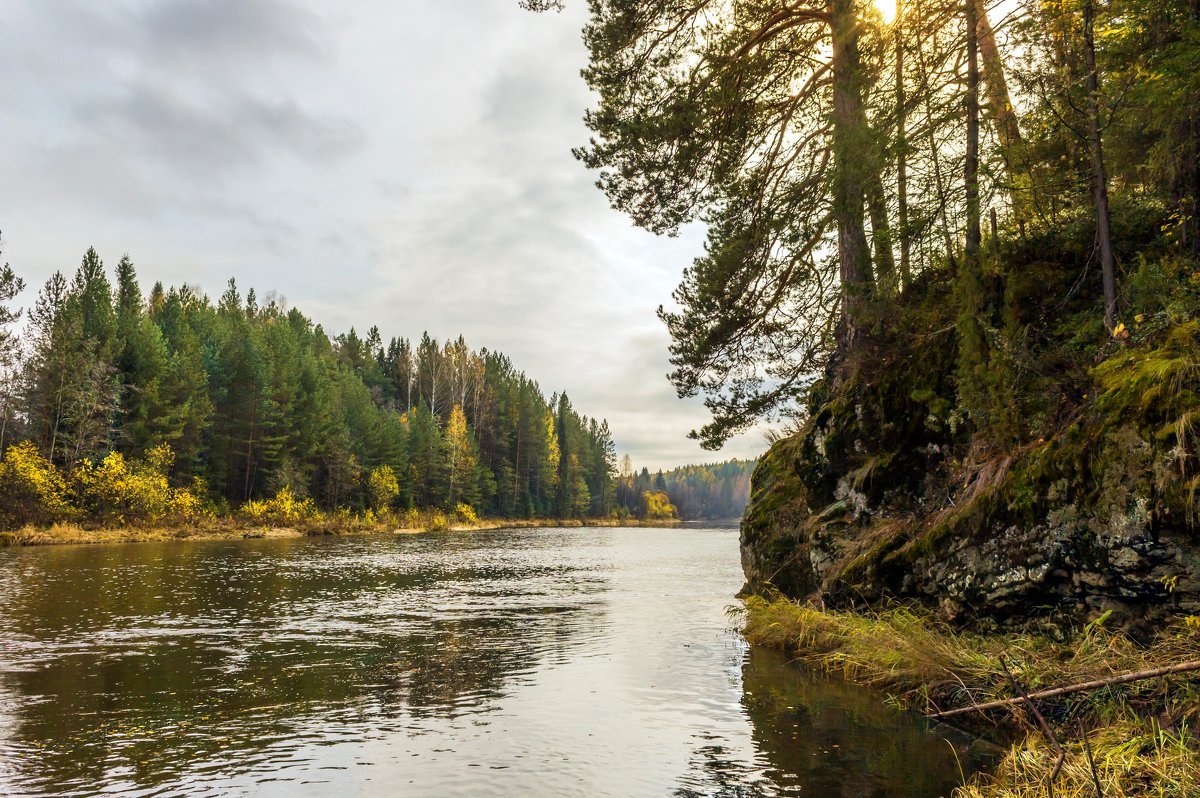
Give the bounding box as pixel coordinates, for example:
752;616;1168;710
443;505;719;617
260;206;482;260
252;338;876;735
740;594;1200;796
0;516;684;547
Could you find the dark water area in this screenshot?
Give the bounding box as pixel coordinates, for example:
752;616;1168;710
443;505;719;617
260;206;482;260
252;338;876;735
0;527;983;796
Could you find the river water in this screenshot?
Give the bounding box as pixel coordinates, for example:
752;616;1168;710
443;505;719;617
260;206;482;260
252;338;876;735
0;526;979;797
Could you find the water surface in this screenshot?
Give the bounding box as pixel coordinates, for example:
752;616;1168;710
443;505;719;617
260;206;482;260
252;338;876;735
0;527;976;796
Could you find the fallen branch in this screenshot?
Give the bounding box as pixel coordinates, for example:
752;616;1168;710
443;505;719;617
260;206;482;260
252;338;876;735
928;659;1200;720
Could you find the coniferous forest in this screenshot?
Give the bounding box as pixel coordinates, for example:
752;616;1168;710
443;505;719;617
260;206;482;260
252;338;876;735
0;246;619;528
614;458;755;521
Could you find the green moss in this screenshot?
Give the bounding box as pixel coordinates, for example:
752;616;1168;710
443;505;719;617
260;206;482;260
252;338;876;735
741;220;1200;621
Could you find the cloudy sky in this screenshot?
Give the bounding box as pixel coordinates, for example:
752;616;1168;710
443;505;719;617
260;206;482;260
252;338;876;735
0;0;766;469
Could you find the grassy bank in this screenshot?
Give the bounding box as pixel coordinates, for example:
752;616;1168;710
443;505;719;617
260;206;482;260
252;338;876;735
740;595;1200;796
0;516;683;547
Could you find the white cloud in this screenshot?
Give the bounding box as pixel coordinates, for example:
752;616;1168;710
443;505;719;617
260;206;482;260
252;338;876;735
0;0;766;470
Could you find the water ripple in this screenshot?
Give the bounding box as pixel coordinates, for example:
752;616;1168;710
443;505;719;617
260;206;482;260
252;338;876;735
0;528;979;797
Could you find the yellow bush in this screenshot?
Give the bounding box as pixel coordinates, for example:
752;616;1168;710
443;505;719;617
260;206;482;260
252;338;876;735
166;477;210;524
239;487;318;527
71;444;207;527
0;442;74;528
454;502;478;524
367;465;400;512
425;511;449;531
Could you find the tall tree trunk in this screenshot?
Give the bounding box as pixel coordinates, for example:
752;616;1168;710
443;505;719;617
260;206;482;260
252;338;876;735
243;398;256;501
957;0;992;434
49;368;67;465
1084;0;1117;331
914;33;956;266
974;0;1029;231
830;0;873;345
512;419;521;517
1186;0;1200;257
965;0;982;267
867;173;897;293
975;2;1021;159
896;0;911;288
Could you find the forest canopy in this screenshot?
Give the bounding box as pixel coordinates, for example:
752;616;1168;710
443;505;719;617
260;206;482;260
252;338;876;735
529;0;1200;448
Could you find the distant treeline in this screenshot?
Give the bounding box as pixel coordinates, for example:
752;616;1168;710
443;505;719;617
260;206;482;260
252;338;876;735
615;458;755;521
0;247;618;525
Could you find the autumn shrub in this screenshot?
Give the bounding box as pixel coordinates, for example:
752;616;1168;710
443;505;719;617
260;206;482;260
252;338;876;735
239;486;318;527
454;502;478;524
71;444;207;526
0;442;75;529
367;465;400;514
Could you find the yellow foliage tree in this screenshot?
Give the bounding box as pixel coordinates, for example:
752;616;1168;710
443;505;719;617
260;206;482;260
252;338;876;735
367;464;400;513
445;404;478;509
640;490;678;521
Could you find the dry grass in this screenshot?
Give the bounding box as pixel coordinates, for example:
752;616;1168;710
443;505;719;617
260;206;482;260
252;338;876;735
739;594;1200;797
0;516;682;547
0;521;313;546
957;720;1199;798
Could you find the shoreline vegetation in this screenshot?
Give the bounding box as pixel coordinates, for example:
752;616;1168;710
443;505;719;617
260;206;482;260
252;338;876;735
0;515;687;548
741;595;1200;797
0;431;745;549
0;250;756;551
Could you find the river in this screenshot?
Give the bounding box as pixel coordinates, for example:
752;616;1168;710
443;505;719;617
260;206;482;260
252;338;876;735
0;526;981;796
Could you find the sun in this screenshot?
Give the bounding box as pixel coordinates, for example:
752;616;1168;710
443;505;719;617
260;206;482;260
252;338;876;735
875;0;898;24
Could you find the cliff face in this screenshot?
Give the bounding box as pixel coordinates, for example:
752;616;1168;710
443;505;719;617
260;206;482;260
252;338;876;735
741;234;1200;630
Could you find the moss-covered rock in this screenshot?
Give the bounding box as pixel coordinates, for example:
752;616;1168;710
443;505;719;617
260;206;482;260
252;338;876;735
741;248;1200;630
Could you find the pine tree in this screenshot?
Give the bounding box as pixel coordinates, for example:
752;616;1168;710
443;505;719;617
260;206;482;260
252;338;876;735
0;234;25;450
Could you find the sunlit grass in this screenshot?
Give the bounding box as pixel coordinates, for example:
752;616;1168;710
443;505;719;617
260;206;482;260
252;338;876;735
737;593;1200;797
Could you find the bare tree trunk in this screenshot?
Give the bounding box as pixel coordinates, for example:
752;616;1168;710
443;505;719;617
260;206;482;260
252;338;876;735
830;0;874;345
1084;0;1117;331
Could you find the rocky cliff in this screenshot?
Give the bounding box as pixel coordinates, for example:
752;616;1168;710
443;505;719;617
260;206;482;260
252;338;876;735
741;222;1200;631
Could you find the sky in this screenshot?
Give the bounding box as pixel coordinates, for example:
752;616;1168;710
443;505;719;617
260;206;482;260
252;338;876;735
0;0;768;470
